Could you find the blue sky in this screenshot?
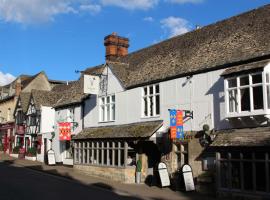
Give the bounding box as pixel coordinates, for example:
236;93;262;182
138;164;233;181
0;0;269;85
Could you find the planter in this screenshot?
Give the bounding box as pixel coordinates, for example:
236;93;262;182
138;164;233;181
10;154;19;158
25;156;37;161
136;172;141;184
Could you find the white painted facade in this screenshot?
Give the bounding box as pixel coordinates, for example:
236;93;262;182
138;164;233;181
82;66;230;135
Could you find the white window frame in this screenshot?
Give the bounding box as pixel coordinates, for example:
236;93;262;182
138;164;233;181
142;84;160;118
225;70;269;118
99;94;115;122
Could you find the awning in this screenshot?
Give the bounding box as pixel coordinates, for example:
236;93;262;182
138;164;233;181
73;120;163;140
221;59;270;77
211;126;270;147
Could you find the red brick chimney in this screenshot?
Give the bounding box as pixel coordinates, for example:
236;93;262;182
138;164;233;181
15;79;22;96
104;32;129;61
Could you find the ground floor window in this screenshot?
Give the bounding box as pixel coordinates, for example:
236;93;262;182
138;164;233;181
217;150;270;193
74;140;136;168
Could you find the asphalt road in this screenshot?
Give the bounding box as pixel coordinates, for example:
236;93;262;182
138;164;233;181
0;162;145;200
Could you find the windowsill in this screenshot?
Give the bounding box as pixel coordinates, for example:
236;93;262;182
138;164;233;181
98;120;116;124
226;109;268;118
141;115;160;120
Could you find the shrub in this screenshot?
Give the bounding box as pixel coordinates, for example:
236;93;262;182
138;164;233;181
26;147;37;157
136;160;142;172
12;146;20;154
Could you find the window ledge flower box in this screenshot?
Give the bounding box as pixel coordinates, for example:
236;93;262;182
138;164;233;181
10;154;19;158
25;156;37;161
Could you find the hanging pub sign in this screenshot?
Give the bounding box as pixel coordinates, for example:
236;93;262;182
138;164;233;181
169;109;184;139
59;122;71;141
84;74;100;94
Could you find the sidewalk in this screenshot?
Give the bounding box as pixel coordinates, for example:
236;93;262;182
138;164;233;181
0;153;217;200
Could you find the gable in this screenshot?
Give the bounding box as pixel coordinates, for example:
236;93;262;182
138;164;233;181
22;72;51;92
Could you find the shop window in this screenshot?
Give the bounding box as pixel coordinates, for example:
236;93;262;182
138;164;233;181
99;95;115;122
142;84;160;117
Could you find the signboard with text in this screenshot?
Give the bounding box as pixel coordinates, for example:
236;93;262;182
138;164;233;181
84;75;100;94
59;122;71;141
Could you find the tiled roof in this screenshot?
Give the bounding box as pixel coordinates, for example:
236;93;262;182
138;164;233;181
221;59;270;76
73;120;163;139
31;90;63;109
211;126;270;147
103;4;270;89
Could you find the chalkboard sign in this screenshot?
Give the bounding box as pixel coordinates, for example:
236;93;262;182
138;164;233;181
158;162;170;187
47;149;56;165
182;164;195;191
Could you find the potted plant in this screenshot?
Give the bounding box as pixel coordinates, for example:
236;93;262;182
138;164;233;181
136;159;142;184
25;147;37;161
10;146;20;158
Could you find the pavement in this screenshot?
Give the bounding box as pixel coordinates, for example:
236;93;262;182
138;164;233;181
0;152;217;200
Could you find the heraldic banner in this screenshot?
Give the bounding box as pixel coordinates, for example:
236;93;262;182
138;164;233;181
169;109;184;139
59;122;71;141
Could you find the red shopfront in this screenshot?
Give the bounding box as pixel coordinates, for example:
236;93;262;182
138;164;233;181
0;122;15;154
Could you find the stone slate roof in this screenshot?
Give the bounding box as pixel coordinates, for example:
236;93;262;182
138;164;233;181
53;79;89;109
31;90;63;110
73;120;163;139
84;65;105;75
19;92;31;113
221;59;270;76
100;4;270;89
211;126;270;147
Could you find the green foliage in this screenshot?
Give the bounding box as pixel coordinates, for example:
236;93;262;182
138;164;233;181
26;147;37;157
136;160;142;172
12;146;20;154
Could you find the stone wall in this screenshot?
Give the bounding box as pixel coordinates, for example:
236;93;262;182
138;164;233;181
74;164;136;183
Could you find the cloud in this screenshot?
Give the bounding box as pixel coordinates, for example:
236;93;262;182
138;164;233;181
0;0;102;24
143;16;154;22
79;4;101;14
0;71;16;86
161;16;191;37
167;0;203;4
100;0;158;10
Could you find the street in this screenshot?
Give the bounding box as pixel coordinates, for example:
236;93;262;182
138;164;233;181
0;162;145;200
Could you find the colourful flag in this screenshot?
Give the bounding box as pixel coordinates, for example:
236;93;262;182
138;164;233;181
170;109;184;139
59;122;71;141
170;109;177;139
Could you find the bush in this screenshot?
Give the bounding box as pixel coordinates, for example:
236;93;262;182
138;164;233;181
12;146;20;154
136;160;142;172
26;147;37;157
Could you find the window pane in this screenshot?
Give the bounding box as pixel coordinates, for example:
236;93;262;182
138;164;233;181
228;78;237;88
111;95;115;103
150;96;153;116
149;86;153;95
228;89;238;113
240;88;250;111
101;106;105;121
144;97;148;116
111;104;115;120
155;85;160;94
101;97;105;105
252;74;262;84
266;73;270;83
253;86;263;110
144;87;147;96
156;95;160;115
240;76;249;86
107;96;110;104
243;162;253;191
106;105;110;121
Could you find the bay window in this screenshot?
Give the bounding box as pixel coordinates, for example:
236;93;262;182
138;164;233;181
225;71;268;116
99;94;115;122
142;84;160;117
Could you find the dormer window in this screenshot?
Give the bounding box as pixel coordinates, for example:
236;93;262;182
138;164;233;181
225;69;270;118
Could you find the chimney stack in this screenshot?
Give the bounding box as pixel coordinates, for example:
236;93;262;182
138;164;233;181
15;79;22;96
104;32;129;61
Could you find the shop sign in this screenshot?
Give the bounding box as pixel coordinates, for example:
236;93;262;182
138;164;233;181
84;74;100;94
182;164;195;191
47;149;56;165
169;109;184;139
0;123;14;130
158;162;170;187
59;122;71;141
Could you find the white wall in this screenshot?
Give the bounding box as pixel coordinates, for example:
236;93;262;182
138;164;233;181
83;66;231;133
